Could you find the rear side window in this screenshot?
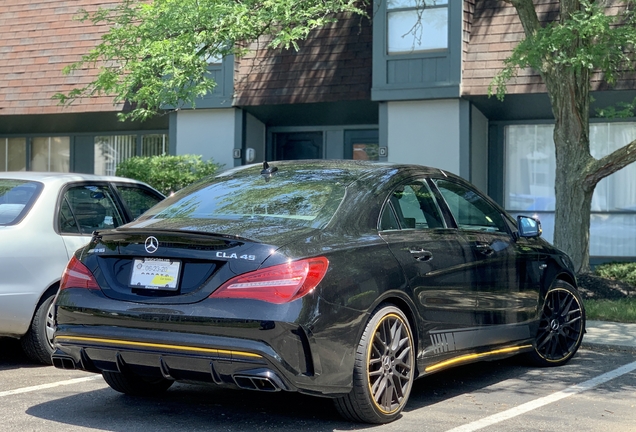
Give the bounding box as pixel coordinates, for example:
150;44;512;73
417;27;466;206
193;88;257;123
116;185;164;219
0;180;43;225
380;180;445;231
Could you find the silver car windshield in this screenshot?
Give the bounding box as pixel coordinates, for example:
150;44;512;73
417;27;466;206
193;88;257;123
0;180;43;225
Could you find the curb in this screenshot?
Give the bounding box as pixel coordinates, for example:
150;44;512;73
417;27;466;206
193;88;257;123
582;342;636;354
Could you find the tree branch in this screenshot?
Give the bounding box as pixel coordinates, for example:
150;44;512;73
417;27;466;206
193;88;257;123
505;0;541;37
584;138;636;188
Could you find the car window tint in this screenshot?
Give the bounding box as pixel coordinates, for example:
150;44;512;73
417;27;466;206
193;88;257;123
0;180;43;225
380;205;400;230
434;180;507;233
381;181;444;230
59;185;125;235
134;164;352;231
59;198;80;234
117;185;163;220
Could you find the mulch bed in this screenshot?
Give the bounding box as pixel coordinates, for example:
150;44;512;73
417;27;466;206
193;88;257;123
576;273;636;300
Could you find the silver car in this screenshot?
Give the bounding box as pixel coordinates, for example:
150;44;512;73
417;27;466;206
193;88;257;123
0;172;164;364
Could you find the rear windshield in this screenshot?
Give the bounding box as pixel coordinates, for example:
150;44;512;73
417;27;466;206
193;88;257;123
130;164;357;232
0;180;43;225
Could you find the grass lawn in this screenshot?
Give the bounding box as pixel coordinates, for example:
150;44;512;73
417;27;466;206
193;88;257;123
584;298;636;323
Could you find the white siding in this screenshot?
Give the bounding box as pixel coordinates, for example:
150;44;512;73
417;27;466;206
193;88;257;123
175;109;236;170
387;99;461;175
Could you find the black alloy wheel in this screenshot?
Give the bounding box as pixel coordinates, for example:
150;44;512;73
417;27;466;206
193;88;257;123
335;304;415;423
529;281;585;366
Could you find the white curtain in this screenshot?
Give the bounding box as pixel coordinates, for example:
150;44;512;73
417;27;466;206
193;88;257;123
505;122;636;257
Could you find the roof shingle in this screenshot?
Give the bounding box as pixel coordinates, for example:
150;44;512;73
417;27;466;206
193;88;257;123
0;0;122;116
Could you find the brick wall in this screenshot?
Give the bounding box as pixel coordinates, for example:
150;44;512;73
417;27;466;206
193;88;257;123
233;11;373;106
462;0;636;97
0;0;122;116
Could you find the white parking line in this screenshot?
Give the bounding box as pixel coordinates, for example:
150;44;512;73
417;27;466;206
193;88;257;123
0;375;101;398
446;360;636;432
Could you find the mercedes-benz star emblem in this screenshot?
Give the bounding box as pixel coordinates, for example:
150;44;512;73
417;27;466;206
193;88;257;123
144;236;159;254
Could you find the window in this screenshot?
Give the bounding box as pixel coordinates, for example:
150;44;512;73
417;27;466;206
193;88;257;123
94;135;136;176
133;163;357;234
344;130;380;161
380;180;445;230
58;185;125;235
116;185;164;219
504;123;636;256
0;138;27;171
0;179;43;225
94;134;169;176
142;134;169;156
387;0;448;54
435;180;507;233
31;137;70;172
273;132;323;160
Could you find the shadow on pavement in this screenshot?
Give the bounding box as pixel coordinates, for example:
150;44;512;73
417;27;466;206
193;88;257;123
24;349;623;431
0;337;42;371
24;357;537;431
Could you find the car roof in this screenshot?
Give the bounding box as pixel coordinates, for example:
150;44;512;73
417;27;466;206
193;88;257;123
0;171;151;186
220;160;451;182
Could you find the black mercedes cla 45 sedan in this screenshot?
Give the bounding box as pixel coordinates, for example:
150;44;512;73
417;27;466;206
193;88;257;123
52;160;585;424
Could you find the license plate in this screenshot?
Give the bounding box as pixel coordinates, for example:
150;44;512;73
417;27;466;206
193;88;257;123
130;258;181;290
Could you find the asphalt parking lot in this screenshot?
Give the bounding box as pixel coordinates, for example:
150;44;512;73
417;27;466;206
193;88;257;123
1;337;635;432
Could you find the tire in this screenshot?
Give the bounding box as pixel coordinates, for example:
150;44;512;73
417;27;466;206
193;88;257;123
102;371;173;396
527;280;585;367
334;304;415;424
21;292;56;365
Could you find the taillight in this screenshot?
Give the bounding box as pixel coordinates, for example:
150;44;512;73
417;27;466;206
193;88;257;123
60;256;100;290
210;257;329;304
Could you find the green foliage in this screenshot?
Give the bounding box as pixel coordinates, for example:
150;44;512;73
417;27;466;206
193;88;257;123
585;262;636;322
595;262;636;287
585;298;636;323
115;154;223;195
54;0;368;121
490;0;636;100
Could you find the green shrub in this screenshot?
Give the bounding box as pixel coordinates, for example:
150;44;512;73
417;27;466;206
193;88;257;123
585;298;636;323
594;262;636;287
116;154;223;195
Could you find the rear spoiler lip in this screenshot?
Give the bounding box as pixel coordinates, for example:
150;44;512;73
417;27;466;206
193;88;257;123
93;227;261;244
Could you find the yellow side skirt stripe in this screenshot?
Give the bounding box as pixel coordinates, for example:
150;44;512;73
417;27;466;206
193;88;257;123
425;345;532;373
55;336;263;359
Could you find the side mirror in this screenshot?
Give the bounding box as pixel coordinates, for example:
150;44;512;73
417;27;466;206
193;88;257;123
517;215;542;238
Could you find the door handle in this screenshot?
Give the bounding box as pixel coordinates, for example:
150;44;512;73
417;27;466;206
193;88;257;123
410;248;433;262
475;243;494;256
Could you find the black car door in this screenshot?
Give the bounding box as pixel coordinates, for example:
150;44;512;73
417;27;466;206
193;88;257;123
378;179;480;359
431;178;541;344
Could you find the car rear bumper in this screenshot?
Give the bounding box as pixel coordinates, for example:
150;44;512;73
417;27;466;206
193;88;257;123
53;289;358;397
53;326;306;393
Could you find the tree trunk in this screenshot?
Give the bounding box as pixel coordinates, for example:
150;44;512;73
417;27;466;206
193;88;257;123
507;0;636;273
544;58;594;274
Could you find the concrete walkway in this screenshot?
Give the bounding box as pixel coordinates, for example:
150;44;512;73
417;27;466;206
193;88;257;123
583;320;636;353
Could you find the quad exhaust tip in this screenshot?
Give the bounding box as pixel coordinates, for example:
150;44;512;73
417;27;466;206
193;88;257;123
52;355;76;370
233;368;287;392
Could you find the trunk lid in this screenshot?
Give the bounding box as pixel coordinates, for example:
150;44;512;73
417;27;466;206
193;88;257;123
82;229;279;304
